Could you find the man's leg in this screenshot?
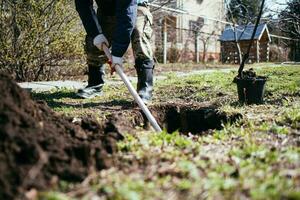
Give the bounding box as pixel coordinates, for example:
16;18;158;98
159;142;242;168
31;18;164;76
131;4;155;104
77;16;115;99
77;36;107;99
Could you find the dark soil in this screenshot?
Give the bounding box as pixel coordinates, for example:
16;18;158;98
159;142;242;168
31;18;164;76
234;68;267;82
0;73;123;199
241;68;257;79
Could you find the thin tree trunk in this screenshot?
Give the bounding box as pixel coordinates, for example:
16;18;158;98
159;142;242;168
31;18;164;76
238;0;266;77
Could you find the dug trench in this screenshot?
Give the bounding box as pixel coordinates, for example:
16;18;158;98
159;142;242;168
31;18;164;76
109;103;242;135
0;73;242;199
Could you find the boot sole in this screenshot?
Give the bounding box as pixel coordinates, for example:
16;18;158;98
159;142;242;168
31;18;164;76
76;91;103;99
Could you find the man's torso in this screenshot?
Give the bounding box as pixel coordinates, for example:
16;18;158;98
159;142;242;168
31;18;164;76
95;0;148;16
95;0;116;16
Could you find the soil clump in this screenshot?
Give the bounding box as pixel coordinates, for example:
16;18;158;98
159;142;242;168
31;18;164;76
0;73;123;199
234;68;266;81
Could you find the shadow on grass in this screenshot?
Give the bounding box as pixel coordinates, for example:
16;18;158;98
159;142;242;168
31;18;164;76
32;90;79;101
32;91;135;111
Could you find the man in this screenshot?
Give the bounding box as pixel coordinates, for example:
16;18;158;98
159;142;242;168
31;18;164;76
75;0;155;104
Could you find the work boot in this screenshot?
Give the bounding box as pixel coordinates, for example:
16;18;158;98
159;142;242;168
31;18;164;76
77;65;105;99
135;58;154;104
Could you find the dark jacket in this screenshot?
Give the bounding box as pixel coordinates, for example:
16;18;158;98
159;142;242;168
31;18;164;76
75;0;137;57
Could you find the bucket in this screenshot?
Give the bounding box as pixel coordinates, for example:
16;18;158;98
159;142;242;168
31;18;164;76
234;76;267;104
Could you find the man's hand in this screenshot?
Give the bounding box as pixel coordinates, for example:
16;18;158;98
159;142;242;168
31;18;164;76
110;56;123;75
93;34;109;51
112;56;123;67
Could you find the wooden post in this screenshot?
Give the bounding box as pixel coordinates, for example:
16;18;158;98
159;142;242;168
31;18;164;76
266;42;270;62
220;42;223;63
163;16;167;64
256;40;260;63
296;41;300;62
195;31;199;63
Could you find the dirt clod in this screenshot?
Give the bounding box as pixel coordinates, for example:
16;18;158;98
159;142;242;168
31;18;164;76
0;73;122;199
234;68;266;82
241;68;257;79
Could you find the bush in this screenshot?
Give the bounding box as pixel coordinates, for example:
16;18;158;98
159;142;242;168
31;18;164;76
168;47;181;63
0;0;84;81
269;44;289;62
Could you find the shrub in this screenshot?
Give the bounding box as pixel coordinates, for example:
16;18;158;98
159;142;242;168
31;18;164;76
168;47;181;63
0;0;84;81
269;44;289;62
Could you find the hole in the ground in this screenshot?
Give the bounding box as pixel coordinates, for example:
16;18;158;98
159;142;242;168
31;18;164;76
147;104;242;134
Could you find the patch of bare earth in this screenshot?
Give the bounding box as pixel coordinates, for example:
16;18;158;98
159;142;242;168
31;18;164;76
0;73;123;199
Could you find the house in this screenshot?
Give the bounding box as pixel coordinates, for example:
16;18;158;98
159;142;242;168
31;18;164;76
219;24;271;64
150;0;225;63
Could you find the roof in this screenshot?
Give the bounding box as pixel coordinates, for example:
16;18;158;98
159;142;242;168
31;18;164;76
219;24;271;42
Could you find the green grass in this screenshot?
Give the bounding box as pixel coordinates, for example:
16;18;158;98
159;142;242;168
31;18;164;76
35;64;300;200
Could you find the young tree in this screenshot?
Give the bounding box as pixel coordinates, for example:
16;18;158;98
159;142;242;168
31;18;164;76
225;0;267;66
238;0;266;77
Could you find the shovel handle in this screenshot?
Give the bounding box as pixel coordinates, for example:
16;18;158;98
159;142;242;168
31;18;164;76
102;45;162;132
102;44;112;61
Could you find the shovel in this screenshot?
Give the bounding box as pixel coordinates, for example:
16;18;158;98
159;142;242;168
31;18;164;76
102;45;162;132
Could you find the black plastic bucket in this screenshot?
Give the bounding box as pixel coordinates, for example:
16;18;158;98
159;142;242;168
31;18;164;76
234;77;267;104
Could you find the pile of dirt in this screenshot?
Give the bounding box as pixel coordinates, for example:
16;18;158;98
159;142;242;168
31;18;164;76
0;73;123;199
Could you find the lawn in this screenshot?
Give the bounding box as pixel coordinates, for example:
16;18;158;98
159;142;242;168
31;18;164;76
33;64;300;200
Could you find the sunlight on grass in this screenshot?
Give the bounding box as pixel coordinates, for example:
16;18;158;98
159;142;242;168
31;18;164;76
36;65;300;200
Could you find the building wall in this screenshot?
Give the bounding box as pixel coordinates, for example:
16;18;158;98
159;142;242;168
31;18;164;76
151;0;225;63
177;0;225;62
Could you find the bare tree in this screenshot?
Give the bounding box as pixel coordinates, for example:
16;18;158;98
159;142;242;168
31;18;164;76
279;0;300;61
279;0;300;39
